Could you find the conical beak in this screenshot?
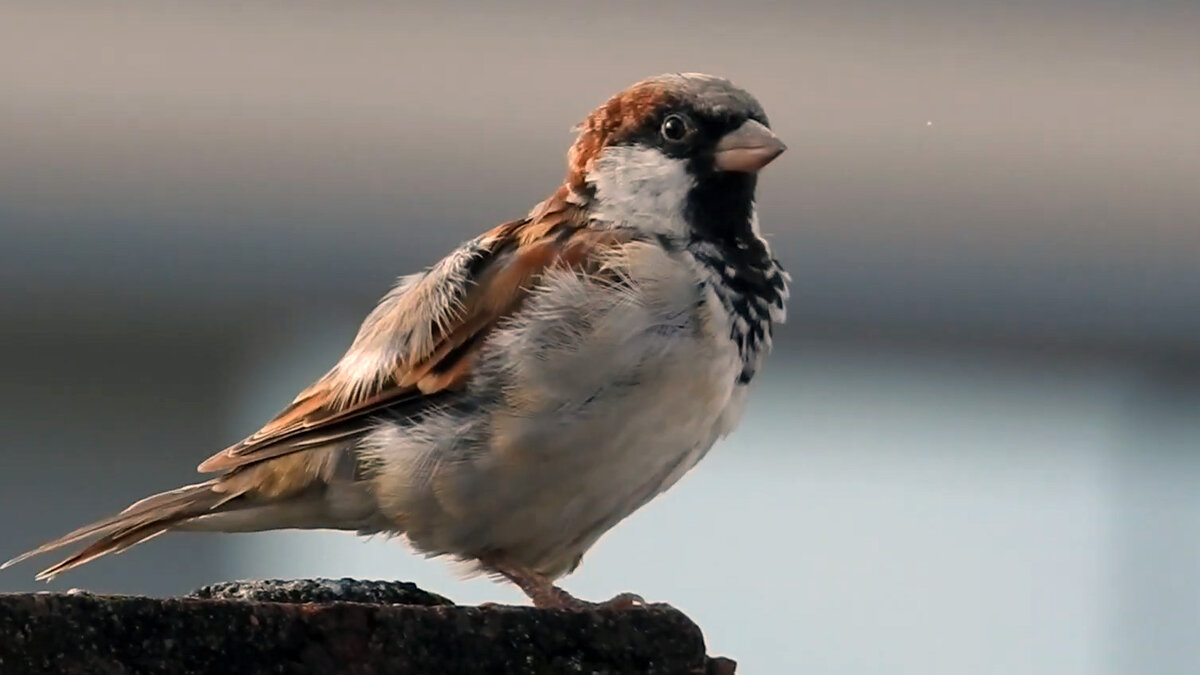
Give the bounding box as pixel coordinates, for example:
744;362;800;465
713;119;787;173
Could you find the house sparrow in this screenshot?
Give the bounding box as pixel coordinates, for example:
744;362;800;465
4;73;788;609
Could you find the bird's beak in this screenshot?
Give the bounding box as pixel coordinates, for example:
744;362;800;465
713;120;786;173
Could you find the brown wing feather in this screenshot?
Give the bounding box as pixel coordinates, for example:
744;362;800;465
198;188;628;474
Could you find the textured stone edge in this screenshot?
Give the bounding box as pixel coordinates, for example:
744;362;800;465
0;585;736;675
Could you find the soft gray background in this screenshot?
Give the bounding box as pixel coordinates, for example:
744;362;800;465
2;2;1198;673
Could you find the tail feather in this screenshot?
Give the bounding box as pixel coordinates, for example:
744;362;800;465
32;523;176;581
1;480;246;580
3;443;376;581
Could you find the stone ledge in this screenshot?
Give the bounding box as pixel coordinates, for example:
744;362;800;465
0;579;735;675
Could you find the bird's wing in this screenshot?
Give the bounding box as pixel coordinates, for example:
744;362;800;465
197;190;633;474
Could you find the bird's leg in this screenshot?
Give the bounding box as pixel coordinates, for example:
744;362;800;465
484;559;644;610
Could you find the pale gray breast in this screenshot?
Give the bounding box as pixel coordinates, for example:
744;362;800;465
363;239;747;576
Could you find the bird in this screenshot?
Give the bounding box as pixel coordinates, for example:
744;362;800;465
3;72;789;609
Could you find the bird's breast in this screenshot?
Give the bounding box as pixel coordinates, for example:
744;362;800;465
364;244;754;575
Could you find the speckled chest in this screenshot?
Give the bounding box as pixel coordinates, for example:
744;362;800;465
685;238;788;385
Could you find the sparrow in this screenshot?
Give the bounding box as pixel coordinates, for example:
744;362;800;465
4;73;789;609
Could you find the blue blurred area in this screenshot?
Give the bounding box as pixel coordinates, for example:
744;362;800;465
1;2;1198;673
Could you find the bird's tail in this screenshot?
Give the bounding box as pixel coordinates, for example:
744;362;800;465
3;439;384;581
1;479;248;581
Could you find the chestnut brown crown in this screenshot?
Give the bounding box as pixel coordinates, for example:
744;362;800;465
566;73;784;189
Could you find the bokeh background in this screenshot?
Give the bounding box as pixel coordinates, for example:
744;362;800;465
2;1;1198;673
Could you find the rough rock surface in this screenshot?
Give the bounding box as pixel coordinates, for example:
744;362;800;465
0;578;736;675
190;578;455;606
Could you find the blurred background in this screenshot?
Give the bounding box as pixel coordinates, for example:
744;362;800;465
1;1;1198;673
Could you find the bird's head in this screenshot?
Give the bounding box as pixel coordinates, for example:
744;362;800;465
567;73;785;240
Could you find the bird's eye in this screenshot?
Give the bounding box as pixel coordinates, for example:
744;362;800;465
660;114;689;142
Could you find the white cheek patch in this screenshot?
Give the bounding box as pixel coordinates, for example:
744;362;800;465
586;145;695;237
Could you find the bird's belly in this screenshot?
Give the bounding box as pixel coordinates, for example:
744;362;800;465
389;334;745;578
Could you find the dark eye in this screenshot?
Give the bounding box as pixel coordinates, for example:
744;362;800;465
660;114;689;142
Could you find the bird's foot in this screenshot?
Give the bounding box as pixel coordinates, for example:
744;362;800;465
536;588;646;611
484;557;645;610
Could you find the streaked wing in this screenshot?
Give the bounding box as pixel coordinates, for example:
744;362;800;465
197;189;632;474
